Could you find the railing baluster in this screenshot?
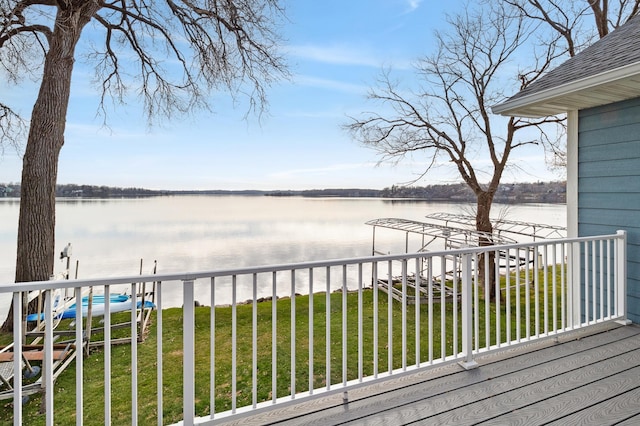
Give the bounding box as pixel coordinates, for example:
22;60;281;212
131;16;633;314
415;257;421;367
608;237;613;318
373;262;379;377
156;281;163;426
515;248;521;342
342;265;347;386
358;263;364;380
484;253;490;349
210;278;216;417
183;279;195;425
552;244;558;331
584;241;589;324
326;266;331;390
453;256;458;358
428;258;434;364
131;282;138;425
387;260;393;373
592;240;597;323
13;292;22;425
543;245;549;334
525;249;531;339
232;275;237;412
506;249;511;344
440;256;446;359
309;268;314;393
473;253;479;354
599;240;604;321
75;286;83;426
104;284;112;426
401;260;407;371
252;274;258;408
291;270;296;398
495;250;501;347
534;246;540;336
272;271;277;402
44;288;54;426
560;244;566;330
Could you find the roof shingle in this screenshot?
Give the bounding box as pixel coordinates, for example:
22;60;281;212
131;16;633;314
504;14;640;103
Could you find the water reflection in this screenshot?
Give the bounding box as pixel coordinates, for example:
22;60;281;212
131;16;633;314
0;196;566;316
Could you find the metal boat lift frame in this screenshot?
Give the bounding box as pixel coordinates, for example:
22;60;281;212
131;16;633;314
366;217;518;256
366;214;566;305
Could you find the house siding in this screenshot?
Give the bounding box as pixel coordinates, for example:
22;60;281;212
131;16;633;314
578;97;640;323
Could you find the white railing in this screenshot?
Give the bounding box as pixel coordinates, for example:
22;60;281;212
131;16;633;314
0;231;628;425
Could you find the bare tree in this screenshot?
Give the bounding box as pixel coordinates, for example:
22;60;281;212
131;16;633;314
0;0;288;331
346;4;563;299
0;102;24;155
503;0;640;167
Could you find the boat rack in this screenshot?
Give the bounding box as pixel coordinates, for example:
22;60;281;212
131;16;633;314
425;212;566;240
377;273;458;305
367;213;564;305
366;217;517;254
0;256;158;402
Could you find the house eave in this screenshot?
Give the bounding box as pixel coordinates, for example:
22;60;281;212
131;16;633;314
492;61;640;118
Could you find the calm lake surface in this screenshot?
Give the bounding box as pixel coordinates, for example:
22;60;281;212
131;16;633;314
0;196;566;318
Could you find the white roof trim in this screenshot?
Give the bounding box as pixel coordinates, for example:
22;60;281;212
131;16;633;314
492;61;640;116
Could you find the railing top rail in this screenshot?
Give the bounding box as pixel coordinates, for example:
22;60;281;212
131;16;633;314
0;231;625;294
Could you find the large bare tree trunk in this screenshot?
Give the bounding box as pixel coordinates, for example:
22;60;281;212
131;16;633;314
2;4;98;332
476;191;498;301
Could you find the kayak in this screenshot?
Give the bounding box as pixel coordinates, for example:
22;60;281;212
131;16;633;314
27;294;155;321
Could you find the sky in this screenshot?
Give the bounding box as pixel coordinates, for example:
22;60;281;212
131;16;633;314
0;0;564;191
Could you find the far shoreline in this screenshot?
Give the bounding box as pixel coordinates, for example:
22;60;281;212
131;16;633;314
0;181;567;204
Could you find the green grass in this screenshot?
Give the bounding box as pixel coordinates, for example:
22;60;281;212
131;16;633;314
0;265;566;425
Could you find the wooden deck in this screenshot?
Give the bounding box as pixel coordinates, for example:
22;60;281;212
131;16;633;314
218;322;640;425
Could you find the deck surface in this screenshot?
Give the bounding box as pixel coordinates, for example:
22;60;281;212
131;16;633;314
216;322;640;426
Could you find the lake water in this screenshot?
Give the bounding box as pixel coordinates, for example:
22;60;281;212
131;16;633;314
0;196;566;319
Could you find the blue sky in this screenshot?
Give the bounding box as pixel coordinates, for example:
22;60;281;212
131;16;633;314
0;0;562;190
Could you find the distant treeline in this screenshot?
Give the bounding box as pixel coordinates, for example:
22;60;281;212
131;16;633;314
0;181;566;203
379;181;566;203
0;183;166;198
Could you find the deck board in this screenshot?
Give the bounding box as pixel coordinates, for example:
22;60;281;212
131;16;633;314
216;324;640;426
339;336;640;425
617;413;640;425
545;386;640;425
276;326;640;426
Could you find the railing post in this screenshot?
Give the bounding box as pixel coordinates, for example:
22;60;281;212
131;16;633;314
615;231;631;325
183;279;195;425
568;241;582;328
459;253;478;370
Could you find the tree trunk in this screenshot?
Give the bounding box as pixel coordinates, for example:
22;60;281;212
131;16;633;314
1;4;98;332
476;191;497;300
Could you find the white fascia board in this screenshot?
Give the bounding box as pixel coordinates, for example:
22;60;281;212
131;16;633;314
492;61;640;117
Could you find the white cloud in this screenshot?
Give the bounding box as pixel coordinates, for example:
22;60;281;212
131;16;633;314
405;0;422;13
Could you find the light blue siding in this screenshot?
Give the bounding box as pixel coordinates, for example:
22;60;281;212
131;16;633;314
578;97;640;323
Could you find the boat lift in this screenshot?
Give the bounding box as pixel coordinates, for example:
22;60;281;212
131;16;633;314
366;214;566;305
366;217;518;255
424;212;566;240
